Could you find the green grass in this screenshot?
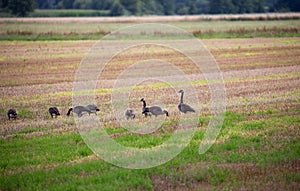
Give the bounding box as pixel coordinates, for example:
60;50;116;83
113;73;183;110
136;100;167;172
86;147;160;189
0;133;92;170
116;134;172;148
17;126;55;134
1;110;299;190
17;108;34;119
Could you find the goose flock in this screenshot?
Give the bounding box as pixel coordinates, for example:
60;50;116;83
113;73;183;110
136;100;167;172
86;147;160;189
6;90;195;120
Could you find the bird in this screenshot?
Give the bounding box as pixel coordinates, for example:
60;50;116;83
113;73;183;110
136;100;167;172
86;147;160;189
178;90;195;113
125;109;135;119
66;106;91;117
140;98;151;117
141;98;168;117
48;107;60;118
86;104;100;115
7;109;17;120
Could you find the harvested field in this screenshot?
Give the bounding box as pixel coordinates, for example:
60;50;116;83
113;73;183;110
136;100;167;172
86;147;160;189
0;37;299;190
0;18;300;40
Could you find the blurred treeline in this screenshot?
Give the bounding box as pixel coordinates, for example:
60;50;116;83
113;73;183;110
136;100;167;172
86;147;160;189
1;0;300;17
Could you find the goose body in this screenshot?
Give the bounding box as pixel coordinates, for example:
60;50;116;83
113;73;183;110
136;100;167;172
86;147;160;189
49;107;60;118
7;109;17;120
148;106;169;117
86;104;100;115
67;106;91;117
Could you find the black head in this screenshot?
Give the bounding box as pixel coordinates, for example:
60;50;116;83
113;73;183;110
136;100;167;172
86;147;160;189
140;98;145;102
178;90;184;93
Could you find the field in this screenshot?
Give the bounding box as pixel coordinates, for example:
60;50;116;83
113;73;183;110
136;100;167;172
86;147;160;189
0;17;300;190
1;17;300;40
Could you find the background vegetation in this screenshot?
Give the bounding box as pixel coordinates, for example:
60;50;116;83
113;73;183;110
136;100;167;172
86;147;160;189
0;0;300;17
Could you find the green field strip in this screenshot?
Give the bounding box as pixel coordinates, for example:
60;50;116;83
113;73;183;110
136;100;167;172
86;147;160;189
1;109;299;190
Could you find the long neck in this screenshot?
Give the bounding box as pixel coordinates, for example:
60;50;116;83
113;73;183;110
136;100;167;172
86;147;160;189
142;100;146;108
67;108;73;115
180;92;184;103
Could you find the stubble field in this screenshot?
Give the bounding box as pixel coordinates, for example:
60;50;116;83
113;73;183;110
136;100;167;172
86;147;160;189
0;18;300;190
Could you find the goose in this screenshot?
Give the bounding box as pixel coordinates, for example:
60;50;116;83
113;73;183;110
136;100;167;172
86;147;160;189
7;109;17;120
178;90;195;113
141;98;168;117
67;106;91;117
86;104;100;115
48;107;60;118
125;109;135;119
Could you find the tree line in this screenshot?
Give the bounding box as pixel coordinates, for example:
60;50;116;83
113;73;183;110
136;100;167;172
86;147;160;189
1;0;300;17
